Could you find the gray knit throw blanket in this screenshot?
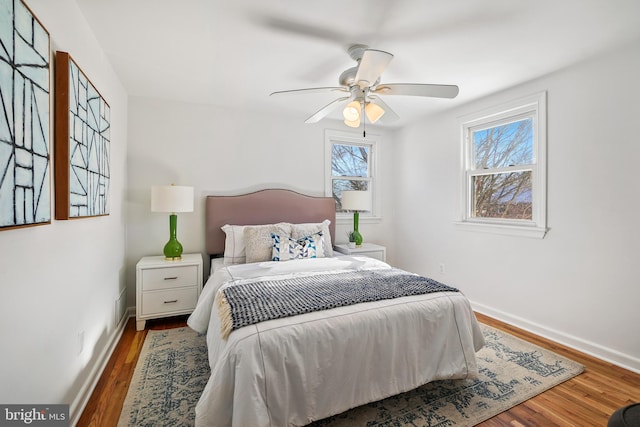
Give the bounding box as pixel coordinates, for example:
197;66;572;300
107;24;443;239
216;268;458;339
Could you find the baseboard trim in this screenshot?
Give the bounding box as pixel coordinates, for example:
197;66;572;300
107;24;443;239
70;306;136;425
471;301;640;374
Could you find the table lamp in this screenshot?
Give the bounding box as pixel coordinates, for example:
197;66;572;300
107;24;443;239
151;185;194;260
341;190;371;247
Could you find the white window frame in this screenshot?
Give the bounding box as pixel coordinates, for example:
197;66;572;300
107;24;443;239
324;129;380;223
457;92;547;238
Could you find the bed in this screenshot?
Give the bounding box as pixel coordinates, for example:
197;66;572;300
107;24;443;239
187;189;485;427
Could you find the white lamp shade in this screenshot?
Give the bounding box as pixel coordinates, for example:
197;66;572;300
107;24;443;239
341;190;371;212
342;100;361;121
365;102;385;124
151;185;194;213
343;117;361;128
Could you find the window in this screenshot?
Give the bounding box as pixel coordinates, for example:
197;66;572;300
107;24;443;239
325;130;377;217
458;92;547;238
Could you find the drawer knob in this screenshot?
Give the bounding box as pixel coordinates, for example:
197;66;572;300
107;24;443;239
164;299;178;304
164;276;178;280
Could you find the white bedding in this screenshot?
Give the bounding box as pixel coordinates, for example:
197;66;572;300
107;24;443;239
188;256;485;427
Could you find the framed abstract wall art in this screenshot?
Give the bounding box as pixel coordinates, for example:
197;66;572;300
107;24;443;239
55;51;110;219
0;0;51;230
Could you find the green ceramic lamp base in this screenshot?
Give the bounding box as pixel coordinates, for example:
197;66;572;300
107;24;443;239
352;211;363;246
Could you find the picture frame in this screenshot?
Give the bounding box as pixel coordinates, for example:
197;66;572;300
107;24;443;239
54;51;110;219
0;0;51;230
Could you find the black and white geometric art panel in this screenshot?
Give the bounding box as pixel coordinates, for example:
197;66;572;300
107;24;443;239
67;58;110;217
0;0;51;229
55;51;110;219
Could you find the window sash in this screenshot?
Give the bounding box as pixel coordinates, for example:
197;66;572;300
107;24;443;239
458;92;547;237
471;115;535;170
331;143;371;178
470;171;534;220
331;178;371;212
468;163;534;176
325;130;377;218
331;151;373;213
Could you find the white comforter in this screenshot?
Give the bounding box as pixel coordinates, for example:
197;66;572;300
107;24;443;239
188;256;485;427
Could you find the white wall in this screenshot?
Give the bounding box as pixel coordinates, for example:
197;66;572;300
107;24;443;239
393;40;640;372
0;0;128;421
126;98;397;303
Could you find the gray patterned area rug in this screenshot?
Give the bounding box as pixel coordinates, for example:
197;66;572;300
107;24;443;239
118;325;583;427
118;327;210;427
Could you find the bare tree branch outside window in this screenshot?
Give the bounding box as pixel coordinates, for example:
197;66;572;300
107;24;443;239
472;119;533;220
331;144;370;210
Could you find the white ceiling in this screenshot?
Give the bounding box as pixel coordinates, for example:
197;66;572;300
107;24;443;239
75;0;640;127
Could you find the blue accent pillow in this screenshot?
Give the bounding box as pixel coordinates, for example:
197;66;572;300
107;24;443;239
271;231;325;261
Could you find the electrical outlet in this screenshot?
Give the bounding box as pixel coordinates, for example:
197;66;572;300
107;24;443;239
439;264;445;274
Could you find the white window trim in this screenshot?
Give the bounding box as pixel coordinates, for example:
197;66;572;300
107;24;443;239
324;129;381;224
456;92;548;238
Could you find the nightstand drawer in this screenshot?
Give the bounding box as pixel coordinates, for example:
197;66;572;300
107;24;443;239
142;265;198;291
363;251;385;261
142;288;198;315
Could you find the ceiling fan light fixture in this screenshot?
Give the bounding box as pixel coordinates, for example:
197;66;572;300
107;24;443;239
342;100;361;122
364;102;385;124
271;45;458;128
344;117;361;128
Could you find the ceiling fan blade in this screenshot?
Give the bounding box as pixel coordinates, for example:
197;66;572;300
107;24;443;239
368;96;400;123
270;87;349;96
373;83;459;99
254;15;346;43
354;49;393;87
305;96;351;123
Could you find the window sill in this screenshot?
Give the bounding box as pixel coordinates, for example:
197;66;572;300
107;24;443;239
455;221;548;238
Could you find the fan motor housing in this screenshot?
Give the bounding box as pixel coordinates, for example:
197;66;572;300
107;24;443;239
339;66;358;86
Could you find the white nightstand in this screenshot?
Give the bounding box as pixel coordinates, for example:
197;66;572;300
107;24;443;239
136;253;203;331
334;243;387;262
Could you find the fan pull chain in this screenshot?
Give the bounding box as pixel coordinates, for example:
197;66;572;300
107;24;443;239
362;99;367;138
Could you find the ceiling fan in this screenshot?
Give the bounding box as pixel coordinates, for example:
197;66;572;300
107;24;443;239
270;44;459;130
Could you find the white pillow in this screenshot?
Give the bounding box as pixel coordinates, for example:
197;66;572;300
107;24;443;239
290;219;333;257
244;223;292;263
210;257;226;275
221;224;247;264
271;231;325;261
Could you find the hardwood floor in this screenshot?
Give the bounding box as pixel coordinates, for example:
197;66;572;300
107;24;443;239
474;313;640;426
77;313;640;426
76;315;190;427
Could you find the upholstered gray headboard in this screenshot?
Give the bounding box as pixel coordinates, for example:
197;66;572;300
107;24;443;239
205;189;336;256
